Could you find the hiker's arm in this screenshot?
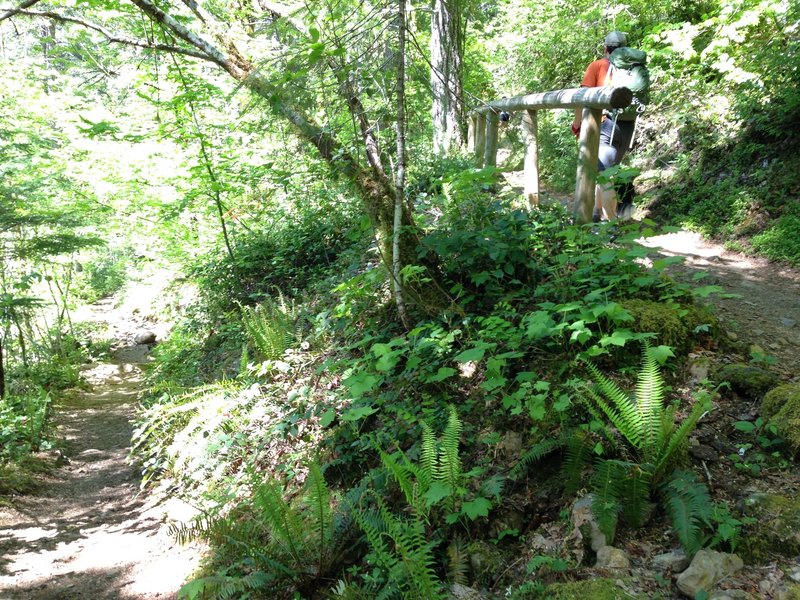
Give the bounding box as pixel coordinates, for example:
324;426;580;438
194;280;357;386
572;62;598;135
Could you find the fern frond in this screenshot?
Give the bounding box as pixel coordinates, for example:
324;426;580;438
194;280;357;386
563;432;592;495
178;571;270;600
636;342;666;462
509;432;568;480
380;449;428;517
241;296;296;360
420;421;437;490
590;459;624;542
654;398;711;481
446;536;469;585
618;464;652;528
305;461;333;563
438;405;462;490
380;504;445;600
664;470;712;555
252;476;306;563
584;363;644;449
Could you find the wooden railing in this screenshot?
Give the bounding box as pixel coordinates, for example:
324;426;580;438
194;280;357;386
468;86;632;224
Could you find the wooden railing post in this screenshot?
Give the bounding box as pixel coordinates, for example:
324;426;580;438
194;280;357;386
484;111;499;168
573;107;602;225
467;115;476;153
522;109;539;208
474;113;486;166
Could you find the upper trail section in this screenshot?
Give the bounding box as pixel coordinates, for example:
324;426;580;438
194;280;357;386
0;293;199;599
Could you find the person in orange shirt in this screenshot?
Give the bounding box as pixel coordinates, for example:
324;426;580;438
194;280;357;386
571;31;637;221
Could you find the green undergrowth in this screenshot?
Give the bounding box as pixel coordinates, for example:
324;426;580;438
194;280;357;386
133;181;735;599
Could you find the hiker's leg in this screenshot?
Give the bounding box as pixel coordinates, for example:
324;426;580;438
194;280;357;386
596;182;617;221
596;118;619;221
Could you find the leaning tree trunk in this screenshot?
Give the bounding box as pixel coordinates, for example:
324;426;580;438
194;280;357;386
431;0;465;154
124;0;424;276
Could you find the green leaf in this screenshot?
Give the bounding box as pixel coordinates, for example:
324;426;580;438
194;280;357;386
454;347;485;362
308;42;326;63
462;497;492;520
319;410;336;427
734;421;756;433
598;328;635;347
425;367;456;383
424;481;453;506
649;345;675;364
524;310;556;340
343;373;379;397
341;405;377;421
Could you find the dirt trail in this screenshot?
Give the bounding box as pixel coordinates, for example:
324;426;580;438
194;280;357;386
0;298;200;600
639;230;800;381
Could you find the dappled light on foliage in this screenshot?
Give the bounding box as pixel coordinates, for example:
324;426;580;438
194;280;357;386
1;0;799;597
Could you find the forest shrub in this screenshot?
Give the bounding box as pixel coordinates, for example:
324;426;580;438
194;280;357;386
750;213;800;267
192;194;365;317
0;389;52;461
75;246;132;302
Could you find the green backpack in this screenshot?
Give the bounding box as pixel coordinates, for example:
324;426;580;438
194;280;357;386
609;47;650;121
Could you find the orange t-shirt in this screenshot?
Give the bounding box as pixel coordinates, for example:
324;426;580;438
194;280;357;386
582;58;611;87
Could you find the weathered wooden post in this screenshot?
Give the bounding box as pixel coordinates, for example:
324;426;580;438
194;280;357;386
522;109;539;208
484;111;499;167
573;107;603;224
474;113;486;166
467;115;476;153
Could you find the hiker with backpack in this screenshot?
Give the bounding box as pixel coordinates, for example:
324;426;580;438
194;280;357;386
570;31;649;221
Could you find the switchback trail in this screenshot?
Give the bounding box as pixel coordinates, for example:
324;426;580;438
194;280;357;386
0;297;200;600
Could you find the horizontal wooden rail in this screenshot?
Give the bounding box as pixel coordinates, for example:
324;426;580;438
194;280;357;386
468;86;633;224
473;86;632;114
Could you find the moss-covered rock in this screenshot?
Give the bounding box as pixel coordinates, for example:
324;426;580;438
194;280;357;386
618;299;716;354
510;577;651;599
466;540;505;586
760;384;800;453
762;384;800;419
716;362;778;399
778;582;800;600
738;492;800;563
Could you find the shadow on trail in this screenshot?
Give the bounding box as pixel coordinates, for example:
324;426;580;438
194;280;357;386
2;565;134;600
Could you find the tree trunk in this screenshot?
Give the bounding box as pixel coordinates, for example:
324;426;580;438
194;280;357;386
393;0;410;328
0;336;5;399
431;0;465;154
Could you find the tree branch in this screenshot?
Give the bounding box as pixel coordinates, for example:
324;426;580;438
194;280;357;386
7;9;215;61
0;0;39;23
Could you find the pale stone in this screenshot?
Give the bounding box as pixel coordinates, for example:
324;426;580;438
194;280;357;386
651;549;690;572
595;546;630;569
571;494;608;552
676;550;744;598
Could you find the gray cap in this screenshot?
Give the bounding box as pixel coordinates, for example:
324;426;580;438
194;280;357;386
604;31;628;47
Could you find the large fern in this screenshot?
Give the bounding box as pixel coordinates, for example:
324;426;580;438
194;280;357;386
381;405;465;517
582;342;712;539
174;461;347;599
241;294;298;361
